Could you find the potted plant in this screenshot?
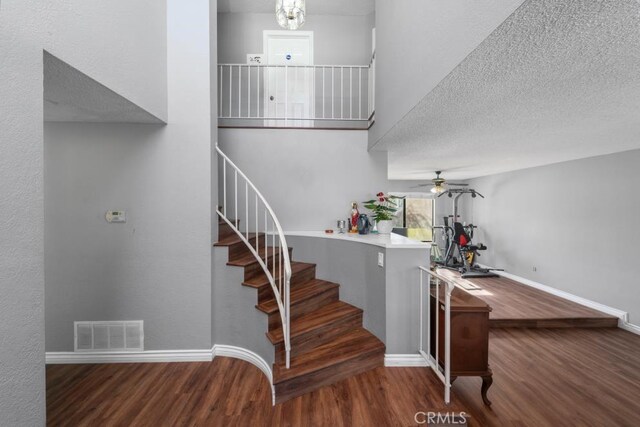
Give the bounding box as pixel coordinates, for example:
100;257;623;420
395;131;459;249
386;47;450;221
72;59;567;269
363;192;400;235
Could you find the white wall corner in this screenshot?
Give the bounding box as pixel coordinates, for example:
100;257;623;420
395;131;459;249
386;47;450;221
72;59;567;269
384;354;429;367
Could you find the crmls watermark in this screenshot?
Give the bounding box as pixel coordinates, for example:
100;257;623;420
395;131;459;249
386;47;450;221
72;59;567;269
414;411;467;425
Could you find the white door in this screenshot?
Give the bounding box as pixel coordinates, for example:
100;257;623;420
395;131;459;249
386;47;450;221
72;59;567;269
264;31;314;127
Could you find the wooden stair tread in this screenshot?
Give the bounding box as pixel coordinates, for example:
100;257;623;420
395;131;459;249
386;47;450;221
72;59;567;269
267;301;362;344
257;279;339;314
273;327;384;383
242;262;315;288
227;246;293;267
214;232;264;247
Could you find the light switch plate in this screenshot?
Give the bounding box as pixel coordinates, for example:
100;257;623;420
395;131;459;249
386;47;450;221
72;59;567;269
378;252;384;267
106;210;126;223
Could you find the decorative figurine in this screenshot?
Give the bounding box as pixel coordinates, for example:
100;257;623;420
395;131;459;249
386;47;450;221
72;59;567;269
350;202;359;233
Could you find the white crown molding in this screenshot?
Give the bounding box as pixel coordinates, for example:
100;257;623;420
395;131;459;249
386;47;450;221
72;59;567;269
384;354;429;367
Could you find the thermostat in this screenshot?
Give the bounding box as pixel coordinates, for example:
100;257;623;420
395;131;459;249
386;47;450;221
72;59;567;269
106;210;126;223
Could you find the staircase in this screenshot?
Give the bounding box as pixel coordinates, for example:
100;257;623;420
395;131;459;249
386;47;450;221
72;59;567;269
215;219;385;403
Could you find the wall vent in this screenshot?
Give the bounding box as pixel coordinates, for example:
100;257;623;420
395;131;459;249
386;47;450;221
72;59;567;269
74;321;144;352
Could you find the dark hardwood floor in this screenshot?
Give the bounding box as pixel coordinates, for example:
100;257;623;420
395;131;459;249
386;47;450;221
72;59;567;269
435;268;619;328
47;328;640;426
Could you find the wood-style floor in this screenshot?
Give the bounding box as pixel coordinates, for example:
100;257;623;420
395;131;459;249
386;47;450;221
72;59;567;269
47;328;640;426
435;268;618;328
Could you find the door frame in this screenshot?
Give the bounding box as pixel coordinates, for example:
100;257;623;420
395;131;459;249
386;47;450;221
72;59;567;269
263;30;315;125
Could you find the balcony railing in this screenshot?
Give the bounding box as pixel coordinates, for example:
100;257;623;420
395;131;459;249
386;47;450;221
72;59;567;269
218;62;375;129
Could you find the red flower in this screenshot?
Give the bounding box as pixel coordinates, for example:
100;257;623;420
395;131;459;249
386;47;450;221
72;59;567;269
377;192;384;197
379;197;385;202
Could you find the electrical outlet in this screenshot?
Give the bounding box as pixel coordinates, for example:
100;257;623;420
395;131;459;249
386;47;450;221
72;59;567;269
378;252;384;267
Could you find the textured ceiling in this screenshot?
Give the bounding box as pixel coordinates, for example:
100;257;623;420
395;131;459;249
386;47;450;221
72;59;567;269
378;0;640;180
218;0;375;16
44;51;164;123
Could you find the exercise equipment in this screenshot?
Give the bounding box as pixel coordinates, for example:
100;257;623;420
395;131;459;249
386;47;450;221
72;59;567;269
432;188;500;279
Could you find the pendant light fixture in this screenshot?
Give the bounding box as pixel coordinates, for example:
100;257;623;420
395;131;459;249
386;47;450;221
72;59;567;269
276;0;306;30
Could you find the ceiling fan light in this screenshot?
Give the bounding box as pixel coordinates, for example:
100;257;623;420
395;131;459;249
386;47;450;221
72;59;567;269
431;185;445;194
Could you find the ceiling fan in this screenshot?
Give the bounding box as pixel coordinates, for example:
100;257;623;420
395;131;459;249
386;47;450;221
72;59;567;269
413;171;469;194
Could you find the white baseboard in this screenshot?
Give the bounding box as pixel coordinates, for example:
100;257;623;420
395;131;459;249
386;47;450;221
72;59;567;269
45;349;213;364
212;344;275;404
620;321;640;335
476;265;640;335
477;264;629;320
45;344;276;404
384;354;429;367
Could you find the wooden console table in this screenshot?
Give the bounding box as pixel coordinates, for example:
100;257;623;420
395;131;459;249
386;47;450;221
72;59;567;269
429;285;493;405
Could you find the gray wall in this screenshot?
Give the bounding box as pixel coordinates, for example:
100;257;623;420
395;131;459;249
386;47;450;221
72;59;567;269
0;2;46;425
287;236;429;353
42;0;168;120
467;149;640;324
369;0;524;148
218;128;417;231
212;247;274;365
218;12;374;65
45;0;214;352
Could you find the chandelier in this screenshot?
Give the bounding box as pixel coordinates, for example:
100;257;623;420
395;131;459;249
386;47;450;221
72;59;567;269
276;0;306;30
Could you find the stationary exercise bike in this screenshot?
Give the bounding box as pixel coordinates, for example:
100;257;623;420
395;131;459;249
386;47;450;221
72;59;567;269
432;189;500;279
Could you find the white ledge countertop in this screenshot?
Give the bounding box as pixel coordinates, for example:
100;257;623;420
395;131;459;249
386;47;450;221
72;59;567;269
283;231;432;249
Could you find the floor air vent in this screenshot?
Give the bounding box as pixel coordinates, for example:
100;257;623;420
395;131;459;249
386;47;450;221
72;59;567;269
74;321;144;352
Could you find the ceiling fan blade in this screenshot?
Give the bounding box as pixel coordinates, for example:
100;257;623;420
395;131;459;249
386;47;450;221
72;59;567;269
411;183;432;188
447;182;469;187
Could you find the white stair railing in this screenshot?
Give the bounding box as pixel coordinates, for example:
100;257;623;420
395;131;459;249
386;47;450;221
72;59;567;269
218;63;374;126
216;144;292;368
418;266;457;404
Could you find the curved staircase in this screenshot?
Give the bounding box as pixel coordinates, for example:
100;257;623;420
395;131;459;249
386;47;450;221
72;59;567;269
215;219;385;403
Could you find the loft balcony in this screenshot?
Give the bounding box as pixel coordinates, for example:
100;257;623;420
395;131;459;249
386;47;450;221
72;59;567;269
217;62;375;130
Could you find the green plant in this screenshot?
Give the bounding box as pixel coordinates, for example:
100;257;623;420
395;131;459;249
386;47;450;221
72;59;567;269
363;192;401;222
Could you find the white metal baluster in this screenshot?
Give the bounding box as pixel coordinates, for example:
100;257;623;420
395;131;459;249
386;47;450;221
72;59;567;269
234;170;238;229
285;65;288;127
223;160;227;217
419;270;423;353
245;181;249;239
272;220;276;284
359;68;362;119
332;67;335;119
279;243;283;296
444;282;452;404
255;194;258;252
219;65;223;116
435;277;440;371
322;67;326;119
229;66;232;119
426;271;431;367
349;67;353;119
341;67;344;119
238;66;242;118
257;66;261;118
275;66;278;120
248;66;251;118
264;210;267;260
